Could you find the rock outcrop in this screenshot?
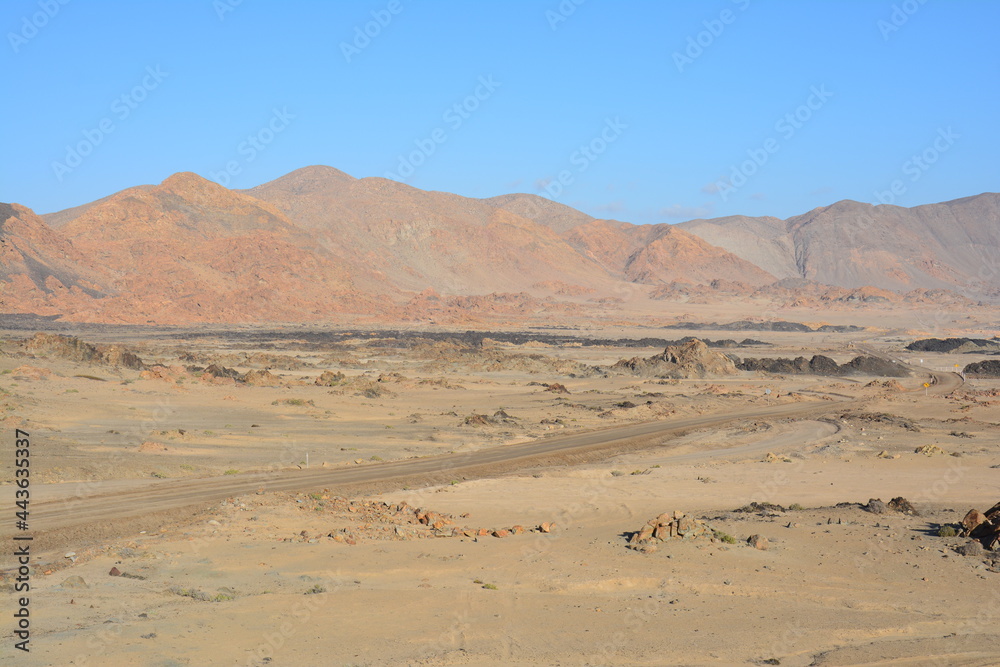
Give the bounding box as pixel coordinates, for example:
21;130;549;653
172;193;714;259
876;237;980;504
613;339;737;379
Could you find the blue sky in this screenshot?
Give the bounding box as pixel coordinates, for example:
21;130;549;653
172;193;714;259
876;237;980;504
3;0;998;223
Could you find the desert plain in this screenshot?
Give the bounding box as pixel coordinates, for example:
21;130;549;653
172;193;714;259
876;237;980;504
2;303;999;667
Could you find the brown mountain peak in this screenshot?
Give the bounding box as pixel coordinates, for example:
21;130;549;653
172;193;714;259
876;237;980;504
249;165;356;194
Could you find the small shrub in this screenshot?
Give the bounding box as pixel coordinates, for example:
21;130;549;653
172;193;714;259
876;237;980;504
304;584;326;595
937;525;958;537
482;583;498;590
370;455;383;462
788;503;804;511
713;530;737;544
224;469;239;475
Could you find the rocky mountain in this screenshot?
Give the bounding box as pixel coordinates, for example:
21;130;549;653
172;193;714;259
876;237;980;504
28;173;384;323
679;194;1000;297
244;166;617;295
563;219;776;286
1;166;995;324
0;203;110;317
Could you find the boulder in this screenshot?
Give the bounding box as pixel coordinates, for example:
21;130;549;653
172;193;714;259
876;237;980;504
957;540;985;558
627;511;716;549
961;509;987;535
747;535;769;550
887;497;919;515
864;499;888;514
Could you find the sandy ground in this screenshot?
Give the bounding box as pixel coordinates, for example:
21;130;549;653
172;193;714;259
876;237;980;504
1;321;999;666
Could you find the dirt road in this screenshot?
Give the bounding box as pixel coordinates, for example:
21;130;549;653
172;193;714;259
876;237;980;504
23;362;963;548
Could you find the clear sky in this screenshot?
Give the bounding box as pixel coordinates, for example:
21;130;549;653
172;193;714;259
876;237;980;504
3;0;998;223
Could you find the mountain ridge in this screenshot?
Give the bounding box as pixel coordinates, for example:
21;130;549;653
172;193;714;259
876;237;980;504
4;167;997;324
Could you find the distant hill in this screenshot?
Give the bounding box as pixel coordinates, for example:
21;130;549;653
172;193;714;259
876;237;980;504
679;194;1000;298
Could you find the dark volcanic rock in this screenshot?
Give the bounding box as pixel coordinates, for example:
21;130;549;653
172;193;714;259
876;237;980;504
906;338;1000;353
737;354;908;377
964;360;1000;378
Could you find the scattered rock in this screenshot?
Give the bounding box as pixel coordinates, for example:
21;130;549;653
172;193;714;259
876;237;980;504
962;509;987;534
628;511;713;549
315;370;346;386
241;369;282;386
747;535;769;550
887;497;919;516
864;499;888;514
969;501;1000;549
545;382;570;394
108;567;122;577
21;332;144;369
734;502;786;514
957;541;985;558
915;444;947;456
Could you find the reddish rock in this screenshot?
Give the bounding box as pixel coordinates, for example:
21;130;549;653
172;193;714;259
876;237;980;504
962;509;987;534
108;567;122;577
492;529;510;538
747;535;769;550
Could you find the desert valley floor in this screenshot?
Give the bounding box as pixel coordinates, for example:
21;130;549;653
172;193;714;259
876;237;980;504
2;317;999;666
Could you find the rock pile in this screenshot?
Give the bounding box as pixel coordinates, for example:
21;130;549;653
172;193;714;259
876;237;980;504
21;332;145;369
627;511;715;551
288;495;552;544
863;497;919;515
613;339;738;379
737;354;909;377
961;501;1000;549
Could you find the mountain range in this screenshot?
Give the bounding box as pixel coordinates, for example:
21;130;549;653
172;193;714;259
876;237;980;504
1;166;996;324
